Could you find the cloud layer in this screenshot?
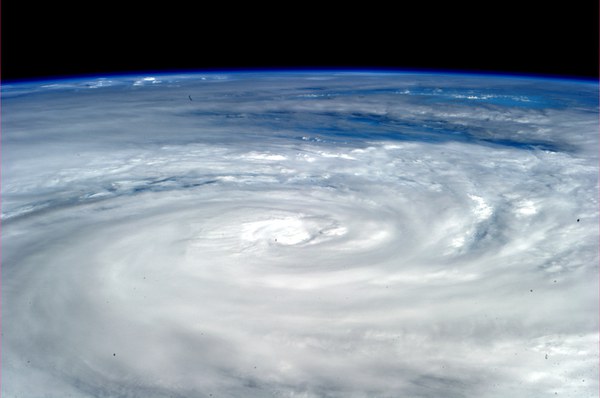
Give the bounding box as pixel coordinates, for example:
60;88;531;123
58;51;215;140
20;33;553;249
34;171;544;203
2;72;598;397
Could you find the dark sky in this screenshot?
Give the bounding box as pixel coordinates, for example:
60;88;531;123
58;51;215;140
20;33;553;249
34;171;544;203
2;2;598;81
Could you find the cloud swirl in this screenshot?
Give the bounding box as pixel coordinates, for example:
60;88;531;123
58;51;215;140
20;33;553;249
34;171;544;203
2;72;598;397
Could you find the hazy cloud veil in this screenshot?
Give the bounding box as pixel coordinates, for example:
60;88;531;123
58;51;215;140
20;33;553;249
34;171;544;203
2;72;598;397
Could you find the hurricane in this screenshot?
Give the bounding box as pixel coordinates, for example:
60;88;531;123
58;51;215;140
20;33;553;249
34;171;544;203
2;71;598;397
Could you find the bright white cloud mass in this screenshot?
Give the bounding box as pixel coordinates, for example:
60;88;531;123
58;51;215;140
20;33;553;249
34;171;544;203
2;72;598;397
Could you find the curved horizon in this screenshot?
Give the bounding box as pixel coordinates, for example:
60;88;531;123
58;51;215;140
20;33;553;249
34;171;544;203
3;67;598;86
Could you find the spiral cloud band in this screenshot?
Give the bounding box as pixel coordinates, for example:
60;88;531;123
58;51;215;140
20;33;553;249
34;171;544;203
2;73;598;397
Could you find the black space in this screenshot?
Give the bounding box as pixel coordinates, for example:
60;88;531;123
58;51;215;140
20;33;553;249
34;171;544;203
2;2;598;81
